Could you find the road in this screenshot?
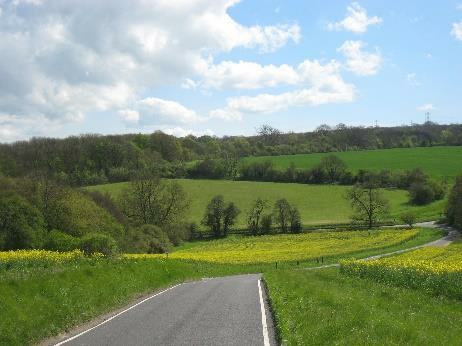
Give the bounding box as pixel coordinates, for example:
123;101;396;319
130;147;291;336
53;274;275;346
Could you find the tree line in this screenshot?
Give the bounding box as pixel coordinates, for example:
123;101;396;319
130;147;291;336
1;122;461;186
1;172;462;254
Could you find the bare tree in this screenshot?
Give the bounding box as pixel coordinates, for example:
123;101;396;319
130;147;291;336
346;184;390;229
120;173;189;227
257;124;282;145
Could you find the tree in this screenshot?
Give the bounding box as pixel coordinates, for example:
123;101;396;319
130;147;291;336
318;155;347;183
257;124;282;145
273;198;291;233
400;212;417;228
409;183;434;205
0;194;45;250
346;184;390;229
223;202;240;236
247;198;267;235
120;173;189;227
202;195;225;237
446;175;462;229
289;206;302;233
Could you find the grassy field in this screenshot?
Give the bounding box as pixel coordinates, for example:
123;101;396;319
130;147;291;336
264;268;462;345
0;228;443;345
88;179;446;227
242;146;462;180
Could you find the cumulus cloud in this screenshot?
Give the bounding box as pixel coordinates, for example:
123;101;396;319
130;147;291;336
0;0;299;141
328;2;382;34
451;22;462;40
210;60;355;120
337;40;382;76
418;104;435;111
120;97;204;127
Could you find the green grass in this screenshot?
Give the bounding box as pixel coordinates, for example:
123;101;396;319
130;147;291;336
242;146;462;180
88;179;446;227
264;268;462;345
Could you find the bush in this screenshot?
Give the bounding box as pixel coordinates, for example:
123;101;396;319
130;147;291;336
79;233;118;257
45;230;80;252
0;194;45;250
400;212;417;228
409;183;434;205
446;175;462;229
124;224;172;253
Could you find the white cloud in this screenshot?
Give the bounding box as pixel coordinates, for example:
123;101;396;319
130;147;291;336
451;22;462;40
119;98;204;127
197;60;299;90
407;73;420;86
118;109;140;124
210;60;355;120
337;40;382;76
328;2;382;34
0;0;300;141
162;127;215;138
418;104;435;111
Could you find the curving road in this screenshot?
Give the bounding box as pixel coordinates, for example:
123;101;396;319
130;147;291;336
52;274;276;346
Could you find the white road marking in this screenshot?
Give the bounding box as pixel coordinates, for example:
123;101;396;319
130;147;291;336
54;283;183;345
258;279;270;346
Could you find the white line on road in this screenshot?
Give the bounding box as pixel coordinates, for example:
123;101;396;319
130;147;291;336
54;283;183;345
258;279;270;346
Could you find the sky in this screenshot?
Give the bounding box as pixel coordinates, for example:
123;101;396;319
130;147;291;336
0;0;461;142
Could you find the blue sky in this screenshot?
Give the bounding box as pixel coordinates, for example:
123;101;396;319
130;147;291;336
0;0;461;142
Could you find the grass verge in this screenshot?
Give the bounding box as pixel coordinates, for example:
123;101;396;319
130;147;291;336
264;268;462;345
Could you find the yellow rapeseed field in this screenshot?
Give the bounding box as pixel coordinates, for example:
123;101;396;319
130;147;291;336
341;242;462;299
126;229;419;264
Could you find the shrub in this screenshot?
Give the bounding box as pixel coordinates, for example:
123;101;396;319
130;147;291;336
0;194;45;250
446;175;462;229
409;183;434;205
79;233;118;257
45;230;80;252
124;224;171;253
400;212;417;228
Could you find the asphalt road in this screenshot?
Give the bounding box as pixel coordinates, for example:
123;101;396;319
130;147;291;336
54;274;276;346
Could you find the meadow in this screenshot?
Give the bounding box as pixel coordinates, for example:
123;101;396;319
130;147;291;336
341;241;462;300
242;146;462;180
88;179;446;227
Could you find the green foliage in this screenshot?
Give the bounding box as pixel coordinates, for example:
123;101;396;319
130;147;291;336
288;206;302;233
400;212;417;228
47;189;124;241
317;155;347;183
273;198;291;232
0;194;45;250
201;195;239;237
246;198;268;235
446;175;462;229
44;230;80;252
79;233;118;257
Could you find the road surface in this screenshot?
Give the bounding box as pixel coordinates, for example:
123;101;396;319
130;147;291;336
52;274;276;346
